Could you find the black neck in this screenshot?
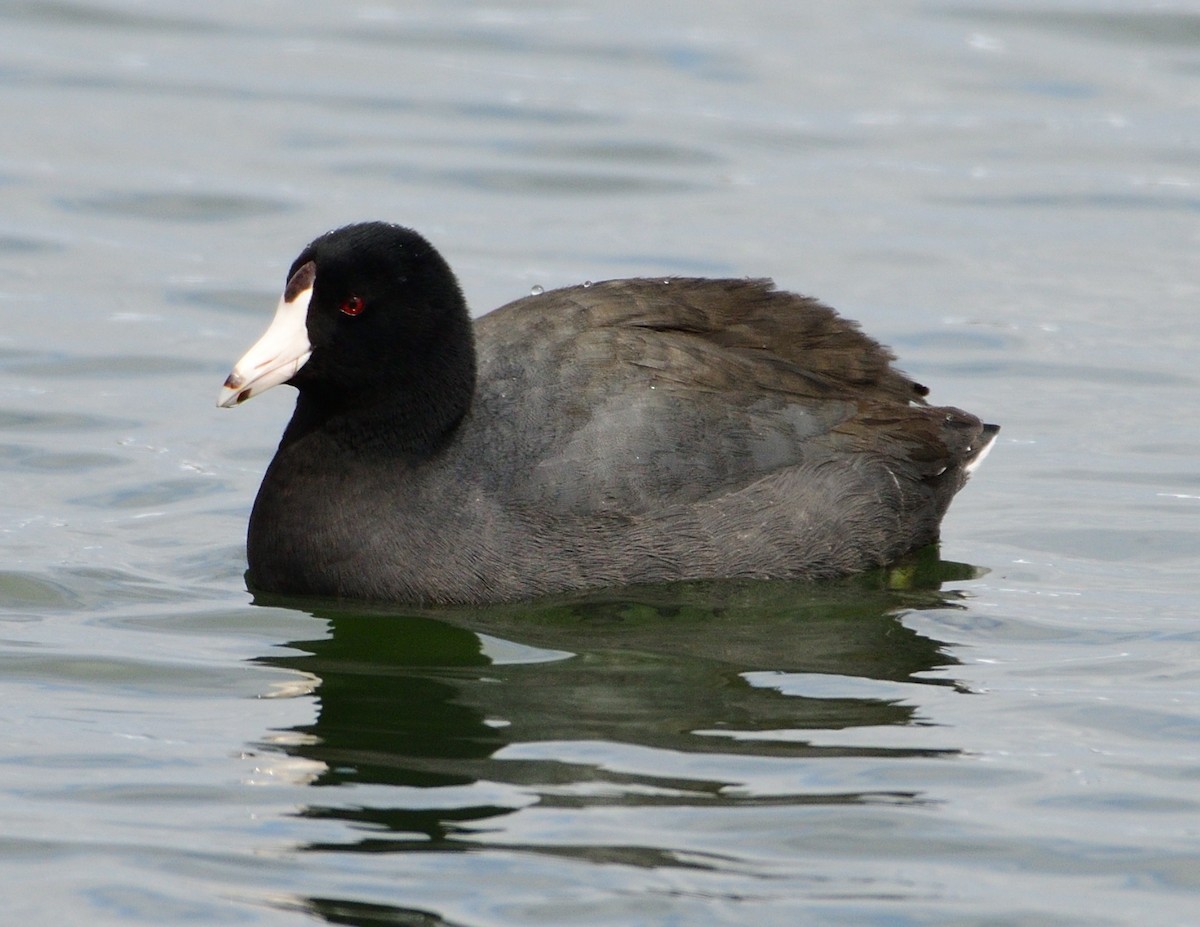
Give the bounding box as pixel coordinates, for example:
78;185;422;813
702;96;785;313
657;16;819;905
281;321;477;460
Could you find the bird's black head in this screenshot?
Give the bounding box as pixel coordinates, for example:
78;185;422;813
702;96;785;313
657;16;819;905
288;222;470;394
220;222;476;452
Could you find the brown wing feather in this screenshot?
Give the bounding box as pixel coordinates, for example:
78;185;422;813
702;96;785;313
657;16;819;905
563;277;928;402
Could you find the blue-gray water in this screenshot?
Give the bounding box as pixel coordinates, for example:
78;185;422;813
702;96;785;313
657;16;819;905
2;2;1199;925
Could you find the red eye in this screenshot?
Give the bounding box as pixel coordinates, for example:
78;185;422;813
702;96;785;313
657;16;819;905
340;296;365;317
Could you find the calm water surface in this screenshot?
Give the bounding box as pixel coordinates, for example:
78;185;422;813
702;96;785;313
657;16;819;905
2;2;1199;925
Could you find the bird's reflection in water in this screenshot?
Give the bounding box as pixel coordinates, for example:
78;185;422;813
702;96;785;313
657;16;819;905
252;547;981;860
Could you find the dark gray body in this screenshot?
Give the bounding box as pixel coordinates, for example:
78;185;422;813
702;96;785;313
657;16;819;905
248;277;995;604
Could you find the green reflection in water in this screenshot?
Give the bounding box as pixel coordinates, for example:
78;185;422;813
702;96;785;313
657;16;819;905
252;548;979;868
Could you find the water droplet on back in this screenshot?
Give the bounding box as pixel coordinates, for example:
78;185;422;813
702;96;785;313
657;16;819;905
530;285;544;296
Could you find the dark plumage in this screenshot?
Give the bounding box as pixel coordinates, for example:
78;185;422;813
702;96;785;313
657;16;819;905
219;222;997;605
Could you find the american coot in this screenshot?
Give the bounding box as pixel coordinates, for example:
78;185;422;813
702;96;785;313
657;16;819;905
219;222;997;605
